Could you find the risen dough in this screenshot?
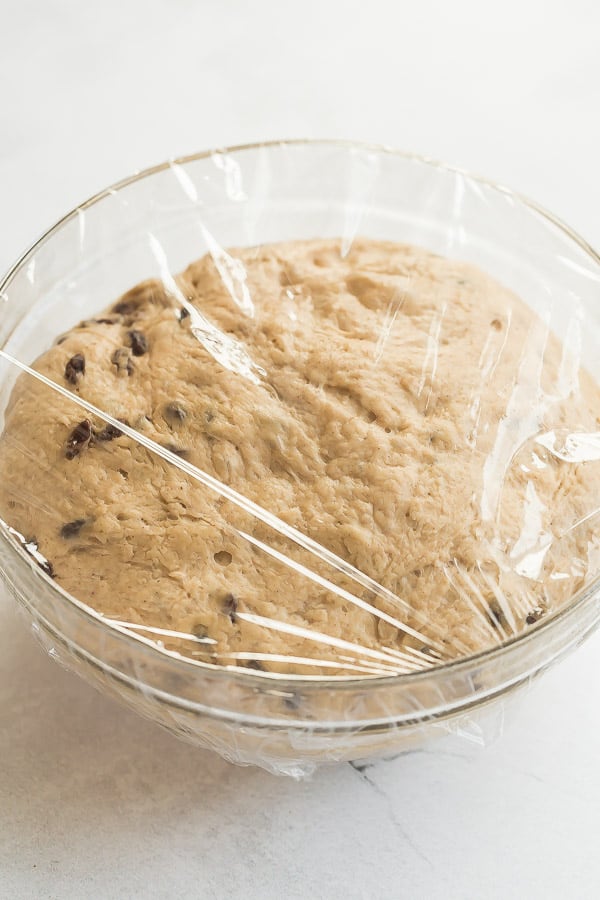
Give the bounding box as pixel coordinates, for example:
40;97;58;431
1;239;599;675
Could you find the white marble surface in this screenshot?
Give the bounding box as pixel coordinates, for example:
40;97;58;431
1;1;599;897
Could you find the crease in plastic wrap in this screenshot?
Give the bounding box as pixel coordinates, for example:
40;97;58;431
0;141;599;777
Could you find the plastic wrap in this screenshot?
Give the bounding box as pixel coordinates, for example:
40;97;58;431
0;140;599;777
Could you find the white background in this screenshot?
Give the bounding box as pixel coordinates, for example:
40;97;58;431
1;1;599;897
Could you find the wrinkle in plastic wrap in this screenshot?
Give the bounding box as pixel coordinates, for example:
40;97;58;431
0;142;599;776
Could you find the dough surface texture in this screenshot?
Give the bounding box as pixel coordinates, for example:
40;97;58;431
1;238;599;675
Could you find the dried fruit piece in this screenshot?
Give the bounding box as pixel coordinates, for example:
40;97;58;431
96;424;122;441
60;519;86;538
128;330;148;356
488;601;506;628
112;300;136;315
39;557;54;577
161;443;189;459
23;537;55;577
526;607;545;625
222;593;238;624
64;353;85;385
96;419;128;442
65;419;92;459
111;348;134;376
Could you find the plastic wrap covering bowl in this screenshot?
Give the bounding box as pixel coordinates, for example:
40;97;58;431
0;140;599;778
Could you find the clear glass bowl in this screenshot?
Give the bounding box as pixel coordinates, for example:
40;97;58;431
1;140;599;777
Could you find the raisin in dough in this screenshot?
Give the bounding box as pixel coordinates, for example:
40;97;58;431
1;238;599;675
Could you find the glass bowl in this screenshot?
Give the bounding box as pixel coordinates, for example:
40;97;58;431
1;140;599;778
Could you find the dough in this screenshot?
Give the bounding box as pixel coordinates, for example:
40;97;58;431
1;238;599;676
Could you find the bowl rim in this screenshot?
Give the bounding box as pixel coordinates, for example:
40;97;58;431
1;137;600;692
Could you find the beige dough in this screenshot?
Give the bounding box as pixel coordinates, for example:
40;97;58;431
1;238;599;676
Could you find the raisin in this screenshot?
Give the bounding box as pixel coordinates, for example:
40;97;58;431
488;602;505;629
40;559;55;577
60;519;86;538
164;402;187;423
128;330;148;356
96;424;122;441
65;353;85;385
161;443;189;459
222;593;238;624
65;419;92;459
246;659;265;671
112;300;136;315
96;419;128;441
23;538;55;578
526;607;545;625
111;348;134;376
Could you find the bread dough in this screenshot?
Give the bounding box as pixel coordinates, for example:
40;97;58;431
1;238;599;676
